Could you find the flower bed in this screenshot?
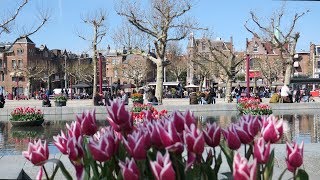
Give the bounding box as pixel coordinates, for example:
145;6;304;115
10;107;44;126
131;93;143;104
22;99;307;180
237;97;272;115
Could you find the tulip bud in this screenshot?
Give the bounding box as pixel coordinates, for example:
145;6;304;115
203;122;221;148
22;139;49;166
150;151;175;180
261;115;283;143
222;125;241;150
123;130;149;160
76;109;98;136
107;99;133;134
233;152;257;180
253;137;270;164
157;121;184;153
119;158;140;180
53;130;68;154
88;130;119;162
286;142;304;172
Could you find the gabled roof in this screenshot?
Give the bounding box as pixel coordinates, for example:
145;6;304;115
15;36;35;44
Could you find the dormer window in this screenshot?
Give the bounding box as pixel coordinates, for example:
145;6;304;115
316;46;320;56
253;42;258;52
17;49;23;56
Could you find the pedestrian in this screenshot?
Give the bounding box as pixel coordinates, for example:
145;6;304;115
120;90;128;105
210;88;216;104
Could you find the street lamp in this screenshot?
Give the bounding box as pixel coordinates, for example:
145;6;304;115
64;55;67;91
246;54;250;97
98;53;103;95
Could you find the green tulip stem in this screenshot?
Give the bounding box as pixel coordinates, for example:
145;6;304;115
42;166;50;180
293;170;296;180
213;148;217;162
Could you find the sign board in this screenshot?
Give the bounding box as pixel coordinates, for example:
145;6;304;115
248;70;261;78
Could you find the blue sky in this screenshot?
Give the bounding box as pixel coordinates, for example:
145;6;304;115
0;0;319;54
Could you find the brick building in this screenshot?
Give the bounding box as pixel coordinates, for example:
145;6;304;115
0;37;79;98
246;36;311;85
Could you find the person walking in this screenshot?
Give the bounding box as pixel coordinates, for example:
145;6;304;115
120;90;128;105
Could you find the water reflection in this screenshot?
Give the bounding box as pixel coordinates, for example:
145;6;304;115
0;113;319;156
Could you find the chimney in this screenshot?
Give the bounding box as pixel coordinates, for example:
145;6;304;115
152;48;155;54
107;45;110;54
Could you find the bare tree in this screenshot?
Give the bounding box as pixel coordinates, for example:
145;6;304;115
112;20;150;50
244;7;309;85
116;0;199;104
166;42;188;82
253;56;283;86
78;9;107;103
0;0;49;42
194;38;243;102
117;57;148;86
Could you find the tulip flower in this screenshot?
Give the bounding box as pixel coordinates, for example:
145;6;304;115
203;122;221;148
157;121;184;153
253;137;271;164
53;130;68;154
67;136;84;163
184;124;205;170
222;125;241;150
171;110;196;133
66;121;81;139
22;139;49;166
234;121;254;144
88;130;119;162
76;109;97;136
147;121;163;148
123;130;149;160
261;115;283;143
150;151;175;180
286;142;304;172
233;152;257;180
119;158;140;180
239;115;262;137
107;99;133;133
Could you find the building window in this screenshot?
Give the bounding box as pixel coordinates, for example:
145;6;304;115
202;42;205;51
317;60;320;69
253;42;258;52
17;49;23;56
0;73;4;81
316;46;320;56
18;60;23;69
12;60;16;69
0;59;2;68
114;70;118;77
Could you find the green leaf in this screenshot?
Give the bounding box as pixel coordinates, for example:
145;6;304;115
220;140;234;173
296;169;309;180
264;149;274;180
44;159;73;180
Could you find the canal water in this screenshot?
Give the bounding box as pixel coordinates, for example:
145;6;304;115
0;112;319;156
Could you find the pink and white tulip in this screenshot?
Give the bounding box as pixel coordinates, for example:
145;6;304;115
123;130;149;160
157;121;184;153
53;130;68;154
261;115;283;143
76;109;98;136
203;122;221;148
233;152;257;180
222;125;241;150
286;142;304;172
119;158;140;180
107;99;133;133
150;151;175;180
253;137;271;164
88;129;119;162
22;139;49;166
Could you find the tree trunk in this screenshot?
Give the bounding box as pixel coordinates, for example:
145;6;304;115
284;58;293;85
92;27;98;105
225;78;233;103
155;62;164;104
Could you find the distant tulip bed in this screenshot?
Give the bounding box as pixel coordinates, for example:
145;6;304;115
237;97;273;115
22;99;307;180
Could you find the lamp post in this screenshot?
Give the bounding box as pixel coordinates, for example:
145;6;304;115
64;55;67;90
98;53;103;95
246;54;250;97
